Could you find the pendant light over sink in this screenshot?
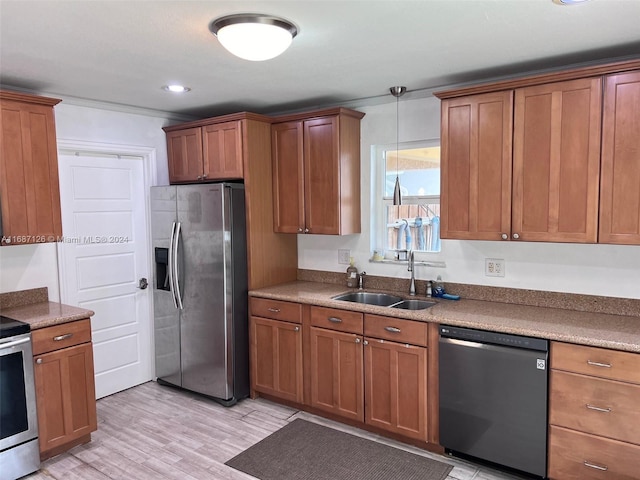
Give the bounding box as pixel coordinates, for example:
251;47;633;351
209;14;299;61
390;86;406;205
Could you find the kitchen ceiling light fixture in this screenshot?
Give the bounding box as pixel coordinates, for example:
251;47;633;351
390;86;407;206
162;85;191;93
209;14;298;61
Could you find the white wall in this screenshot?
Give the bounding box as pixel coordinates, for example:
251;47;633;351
0;102;177;300
298;96;640;300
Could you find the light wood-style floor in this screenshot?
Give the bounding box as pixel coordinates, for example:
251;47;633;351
26;381;529;480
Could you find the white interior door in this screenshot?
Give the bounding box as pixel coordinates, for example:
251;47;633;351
58;153;153;398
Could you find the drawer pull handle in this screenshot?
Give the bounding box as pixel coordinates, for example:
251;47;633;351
584;461;608;471
267;308;281;313
328;317;343;323
53;333;73;342
587;360;611;368
586;404;611;413
384;326;401;333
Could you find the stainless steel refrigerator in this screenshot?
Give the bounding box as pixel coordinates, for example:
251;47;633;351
150;183;249;405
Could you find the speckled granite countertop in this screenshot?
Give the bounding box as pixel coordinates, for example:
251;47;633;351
1;301;94;330
250;281;640;353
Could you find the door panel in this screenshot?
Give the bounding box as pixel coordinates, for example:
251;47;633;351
272;121;304;233
309;326;364;421
304;117;340;234
440;92;513;240
58;154;152;399
600;71;640;244
513;78;601;242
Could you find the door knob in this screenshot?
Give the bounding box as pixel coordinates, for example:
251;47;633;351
138;277;149;290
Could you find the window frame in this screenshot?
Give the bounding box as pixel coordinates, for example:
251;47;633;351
371;138;445;258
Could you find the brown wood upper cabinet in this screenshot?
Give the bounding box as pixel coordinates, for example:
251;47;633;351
513;78;602;243
0;90;62;246
440;91;513;241
437;60;640;245
599;70;640;245
165;119;243;183
272;108;364;235
440;78;602;243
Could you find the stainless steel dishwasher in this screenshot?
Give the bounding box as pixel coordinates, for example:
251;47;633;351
439;325;548;478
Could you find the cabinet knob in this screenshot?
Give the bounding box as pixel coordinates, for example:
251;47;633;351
355;338;361;344
196;175;202;180
297;228;303;233
501;233;508;240
294;326;300;332
202;174;207;179
36;358;42;364
304;228;309;233
512;233;520;240
363;340;368;346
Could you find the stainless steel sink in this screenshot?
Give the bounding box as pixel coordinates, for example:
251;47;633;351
331;292;404;306
390;299;436;310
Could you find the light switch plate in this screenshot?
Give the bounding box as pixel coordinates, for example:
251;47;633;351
485;258;505;277
338;249;351;265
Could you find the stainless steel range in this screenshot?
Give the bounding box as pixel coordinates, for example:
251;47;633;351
0;316;40;479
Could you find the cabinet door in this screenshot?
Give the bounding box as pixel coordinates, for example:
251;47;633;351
250;316;303;403
203;120;243;180
364;338;427;441
166;127;203;183
0;99;62;245
309;327;364;422
600;70;640;245
33;343;97;456
304;116;341;234
440;92;513;240
513;78;601;243
272;121;304;233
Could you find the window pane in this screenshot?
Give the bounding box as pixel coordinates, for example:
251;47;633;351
385;146;440;197
386;203;441;252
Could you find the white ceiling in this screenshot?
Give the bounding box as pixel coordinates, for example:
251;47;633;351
1;0;639;118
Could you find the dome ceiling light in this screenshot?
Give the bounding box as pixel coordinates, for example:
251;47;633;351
209;14;299;61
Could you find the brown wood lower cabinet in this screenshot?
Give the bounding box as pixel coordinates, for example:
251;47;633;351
548;341;640;480
364;338;427;441
548;425;640;480
250;316;303;403
309;326;363;422
32;319;97;459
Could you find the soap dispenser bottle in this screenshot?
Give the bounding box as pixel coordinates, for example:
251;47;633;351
346;258;359;288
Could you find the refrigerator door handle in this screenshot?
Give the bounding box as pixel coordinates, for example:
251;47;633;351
168;222;178;309
173;221;184;309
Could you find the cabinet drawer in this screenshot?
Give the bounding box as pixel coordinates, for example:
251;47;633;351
311;306;363;334
32;318;92;355
548;425;640;480
250;298;302;324
549;370;640;445
364;315;427;347
551;342;640;384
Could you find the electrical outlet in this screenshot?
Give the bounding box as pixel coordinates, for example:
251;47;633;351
338;249;351;265
485;258;505;277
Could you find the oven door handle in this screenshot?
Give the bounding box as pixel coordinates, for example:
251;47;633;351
0;336;30;350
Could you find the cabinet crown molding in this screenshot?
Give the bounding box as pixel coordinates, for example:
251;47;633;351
434;58;640;99
0;89;62;106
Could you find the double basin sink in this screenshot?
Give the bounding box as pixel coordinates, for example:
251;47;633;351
331;291;436;311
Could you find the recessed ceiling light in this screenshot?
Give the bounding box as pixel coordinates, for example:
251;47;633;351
552;0;590;4
162;85;191;93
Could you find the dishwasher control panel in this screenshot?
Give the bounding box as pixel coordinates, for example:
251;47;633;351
440;325;548;352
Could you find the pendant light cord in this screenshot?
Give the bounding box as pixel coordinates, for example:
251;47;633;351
390;86;406;206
